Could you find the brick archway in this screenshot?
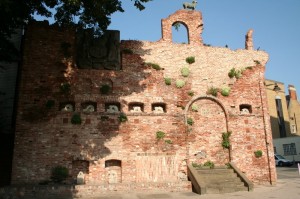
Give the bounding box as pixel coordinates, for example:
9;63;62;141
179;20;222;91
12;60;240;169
185;96;230;165
160;10;203;45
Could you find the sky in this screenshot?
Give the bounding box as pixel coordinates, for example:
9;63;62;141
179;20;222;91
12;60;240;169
107;0;300;94
34;0;300;95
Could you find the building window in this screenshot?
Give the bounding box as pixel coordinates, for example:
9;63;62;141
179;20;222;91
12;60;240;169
274;147;277;154
283;143;297;156
291;124;297;134
275;97;286;137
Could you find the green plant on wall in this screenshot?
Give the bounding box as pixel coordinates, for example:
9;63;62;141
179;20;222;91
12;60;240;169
176;80;186;88
228;68;236;78
187;117;194;126
100;84;111;94
146;62;162;70
191;104;198;112
181;67;190;77
228;67;242;79
188;90;194;96
165;139;172;144
51;166;69;183
192;162;202;168
254;60;261;65
222;131;232;149
156;131;165;140
45;100;55;109
235;70;242;79
122;48;133;54
118;112;128;122
221;87;231;97
60;82;70;93
71;113;82;125
207;87;218;97
203;161;215;169
164;77;171;85
186;56;195;64
254;150;263;158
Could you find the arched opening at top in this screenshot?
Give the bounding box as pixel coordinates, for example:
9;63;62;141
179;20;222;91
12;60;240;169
172;22;189;44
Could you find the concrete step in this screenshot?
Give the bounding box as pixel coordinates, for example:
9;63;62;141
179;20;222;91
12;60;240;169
193;168;248;194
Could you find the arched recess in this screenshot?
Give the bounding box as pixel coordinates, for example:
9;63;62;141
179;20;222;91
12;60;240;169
184;96;229;166
172;21;189;44
105;159;122;183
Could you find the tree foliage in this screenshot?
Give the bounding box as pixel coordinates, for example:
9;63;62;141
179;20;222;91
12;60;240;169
0;0;152;62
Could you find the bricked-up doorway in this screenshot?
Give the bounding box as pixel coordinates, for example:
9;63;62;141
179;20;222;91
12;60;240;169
185;97;229;166
72;160;89;184
105;159;122;183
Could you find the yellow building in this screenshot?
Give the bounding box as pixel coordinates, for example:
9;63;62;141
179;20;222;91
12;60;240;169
265;79;291;138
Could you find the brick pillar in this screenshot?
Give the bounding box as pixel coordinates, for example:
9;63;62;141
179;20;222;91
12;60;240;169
288;85;297;100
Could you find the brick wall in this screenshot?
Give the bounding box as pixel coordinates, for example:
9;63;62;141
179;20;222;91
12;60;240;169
11;10;276;190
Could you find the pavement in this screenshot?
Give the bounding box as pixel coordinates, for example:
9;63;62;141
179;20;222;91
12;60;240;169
94;166;300;199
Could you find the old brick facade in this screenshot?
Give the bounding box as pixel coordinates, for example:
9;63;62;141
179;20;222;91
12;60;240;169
11;9;276;191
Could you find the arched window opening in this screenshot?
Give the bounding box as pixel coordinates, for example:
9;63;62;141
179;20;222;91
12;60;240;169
59;101;75;112
172;22;189;44
239;104;252;114
152;103;166;113
81;101;97;113
105;102;121;113
129;102;144;113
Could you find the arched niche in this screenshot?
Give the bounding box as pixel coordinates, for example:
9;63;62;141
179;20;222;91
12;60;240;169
81;101;97;113
129;102;144;113
172;21;189;44
105;159;122;184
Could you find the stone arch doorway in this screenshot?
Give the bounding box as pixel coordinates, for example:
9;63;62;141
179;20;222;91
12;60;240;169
185;96;229;166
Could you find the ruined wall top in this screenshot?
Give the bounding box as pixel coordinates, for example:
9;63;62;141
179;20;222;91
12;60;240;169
160;9;203;45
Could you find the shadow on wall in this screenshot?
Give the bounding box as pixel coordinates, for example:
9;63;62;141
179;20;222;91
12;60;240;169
12;21;153;189
270;116;291;138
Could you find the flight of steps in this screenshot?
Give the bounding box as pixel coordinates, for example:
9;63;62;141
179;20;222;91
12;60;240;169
191;167;249;194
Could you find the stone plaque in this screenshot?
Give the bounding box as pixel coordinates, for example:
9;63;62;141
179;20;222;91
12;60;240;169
76;29;120;70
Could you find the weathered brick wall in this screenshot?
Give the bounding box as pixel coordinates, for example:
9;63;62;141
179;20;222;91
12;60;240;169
11;9;276;190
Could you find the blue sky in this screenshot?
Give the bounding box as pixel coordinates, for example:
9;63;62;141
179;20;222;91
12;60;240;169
107;0;300;94
34;0;300;95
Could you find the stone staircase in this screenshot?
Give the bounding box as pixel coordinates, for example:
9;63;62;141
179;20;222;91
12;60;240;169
188;163;253;195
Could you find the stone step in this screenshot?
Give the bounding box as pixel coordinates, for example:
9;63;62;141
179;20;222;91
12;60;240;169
206;185;248;194
192;167;248;194
196;168;235;173
201;178;241;183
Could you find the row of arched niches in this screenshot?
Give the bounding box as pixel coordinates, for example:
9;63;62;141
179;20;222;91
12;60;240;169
58;101;253;115
59;101;167;114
